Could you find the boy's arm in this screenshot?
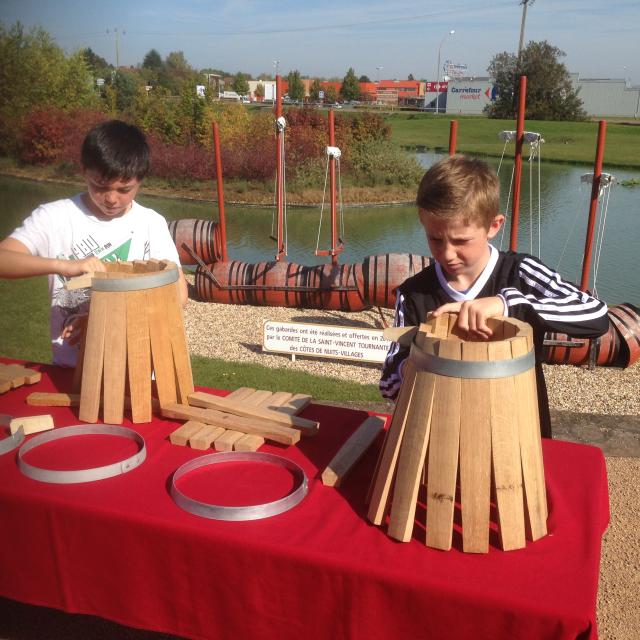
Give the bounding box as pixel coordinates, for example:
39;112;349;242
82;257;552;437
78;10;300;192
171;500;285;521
0;237;105;279
379;291;413;401
176;268;188;307
501;255;609;337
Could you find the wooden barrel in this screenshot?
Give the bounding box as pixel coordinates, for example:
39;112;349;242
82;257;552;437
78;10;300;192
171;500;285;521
76;260;193;424
362;253;431;308
195;260;368;310
168;219;224;265
367;313;547;553
542;303;639;368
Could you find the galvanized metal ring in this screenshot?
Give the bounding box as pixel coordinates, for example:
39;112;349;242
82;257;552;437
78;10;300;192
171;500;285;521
409;343;535;379
18;424;146;483
92;267;178;292
0;426;24;456
171;451;308;521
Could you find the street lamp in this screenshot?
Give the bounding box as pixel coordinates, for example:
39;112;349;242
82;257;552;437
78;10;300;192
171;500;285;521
435;29;455;114
273;60;280;77
376;66;383;83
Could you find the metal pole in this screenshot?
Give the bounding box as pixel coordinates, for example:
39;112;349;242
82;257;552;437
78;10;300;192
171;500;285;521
448;120;458;155
509;75;527;251
275;75;285;261
580;120;607;292
329;110;338;265
212;123;228;262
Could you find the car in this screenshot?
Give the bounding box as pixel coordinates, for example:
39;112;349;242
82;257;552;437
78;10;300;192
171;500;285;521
332;103;343;109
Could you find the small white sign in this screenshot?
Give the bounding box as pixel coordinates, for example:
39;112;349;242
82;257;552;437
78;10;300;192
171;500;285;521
263;321;391;364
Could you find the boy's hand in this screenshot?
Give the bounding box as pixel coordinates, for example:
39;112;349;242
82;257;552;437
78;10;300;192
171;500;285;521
432;296;505;340
59;256;106;278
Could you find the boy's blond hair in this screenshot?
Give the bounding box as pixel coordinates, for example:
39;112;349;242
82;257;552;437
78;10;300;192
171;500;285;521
416;154;500;229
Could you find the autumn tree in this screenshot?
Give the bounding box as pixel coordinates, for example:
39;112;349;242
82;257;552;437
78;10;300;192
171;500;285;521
309;79;322;101
358;75;371;83
232;72;250;95
340;67;360;101
287;70;305;101
255;83;265;101
486;40;586;120
324;85;338;103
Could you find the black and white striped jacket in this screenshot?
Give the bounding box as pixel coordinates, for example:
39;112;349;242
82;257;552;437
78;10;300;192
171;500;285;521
379;247;609;436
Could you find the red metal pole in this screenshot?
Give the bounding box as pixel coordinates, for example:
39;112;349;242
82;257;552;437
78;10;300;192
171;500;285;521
448;120;458;155
329;110;338;265
275;75;284;260
509;75;527;251
580;120;607;292
212;122;228;262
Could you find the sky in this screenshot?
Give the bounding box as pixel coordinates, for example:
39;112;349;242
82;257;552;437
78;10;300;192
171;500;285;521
2;0;639;85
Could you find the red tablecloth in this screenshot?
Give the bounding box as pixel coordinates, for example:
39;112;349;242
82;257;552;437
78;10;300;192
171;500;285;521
0;361;609;640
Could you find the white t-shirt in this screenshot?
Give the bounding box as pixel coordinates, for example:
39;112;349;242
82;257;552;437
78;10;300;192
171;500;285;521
10;194;181;367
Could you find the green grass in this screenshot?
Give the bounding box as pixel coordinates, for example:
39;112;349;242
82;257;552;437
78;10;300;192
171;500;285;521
0;277;380;402
385;113;640;168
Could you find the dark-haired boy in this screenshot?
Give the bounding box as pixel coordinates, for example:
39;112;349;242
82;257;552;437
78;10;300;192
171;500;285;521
380;155;609;437
0;120;187;367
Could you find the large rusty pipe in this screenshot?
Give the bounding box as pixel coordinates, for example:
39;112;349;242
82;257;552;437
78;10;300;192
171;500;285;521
509;75;527;251
212;122;228;262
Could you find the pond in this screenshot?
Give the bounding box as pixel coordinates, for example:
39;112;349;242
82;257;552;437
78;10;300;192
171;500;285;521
1;154;638;305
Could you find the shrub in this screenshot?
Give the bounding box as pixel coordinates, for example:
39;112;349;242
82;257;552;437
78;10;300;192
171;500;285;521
345;139;423;187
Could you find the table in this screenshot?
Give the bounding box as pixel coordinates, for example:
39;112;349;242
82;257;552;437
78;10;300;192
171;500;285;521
0;360;609;640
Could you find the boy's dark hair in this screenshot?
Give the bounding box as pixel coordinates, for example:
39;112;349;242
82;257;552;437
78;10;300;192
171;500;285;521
81;120;150;181
416;154;500;229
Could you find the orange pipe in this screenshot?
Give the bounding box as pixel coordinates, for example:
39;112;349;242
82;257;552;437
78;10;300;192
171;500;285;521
275;75;285;260
580;120;607;292
509;75;527;251
212;123;228;262
329;110;338;265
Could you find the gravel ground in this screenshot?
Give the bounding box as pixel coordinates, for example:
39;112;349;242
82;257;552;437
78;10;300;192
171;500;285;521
183;290;640;416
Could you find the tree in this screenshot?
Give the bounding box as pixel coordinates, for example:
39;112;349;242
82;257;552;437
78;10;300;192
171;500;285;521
81;47;112;79
232;72;250;95
324;85;338;103
142;49;163;72
158;51;197;93
254;83;265;101
486;40;586;121
408;73;415;81
358;75;371;83
286;70;304;101
309;79;322;101
340;67;360;101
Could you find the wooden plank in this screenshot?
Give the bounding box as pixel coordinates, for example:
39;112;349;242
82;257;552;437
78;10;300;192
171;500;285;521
102;292;127;424
188;391;319;436
189;424;226;450
9;414;54;435
127;290;152;423
258;391;293;409
489;340;526;551
161;403;300;446
387;365;437;542
224;387;256;402
79;290;108;423
27;392;79;407
234;433;265;452
71;331;86;393
64;273;94;290
164;280;194;404
0;364;41;386
277;393;312;416
214;430;244;452
242;390;274;406
367;361;417;524
511;334;548;541
147;287;177;408
170;420;206;446
382;325;418;346
321;416;386;487
459;341;492;553
425;340;462;550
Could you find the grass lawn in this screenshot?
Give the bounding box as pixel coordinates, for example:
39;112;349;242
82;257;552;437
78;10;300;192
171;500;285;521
0;277;381;403
384;113;640;168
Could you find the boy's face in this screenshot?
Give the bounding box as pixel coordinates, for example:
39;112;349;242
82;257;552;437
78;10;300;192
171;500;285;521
82;169;141;220
419;210;504;282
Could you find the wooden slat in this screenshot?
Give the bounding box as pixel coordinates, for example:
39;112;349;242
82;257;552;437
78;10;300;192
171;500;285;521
224;387;257;402
170;420;206;446
511;334;548;540
258;391;293;409
387;364;437;542
459;341;492;553
102;293;127;424
0;363;41;386
161;403;300;446
188;391;319;436
214;430;244;452
189;424;226;450
425;339;462;550
234;433;265;452
242;390;274;406
164;280;194;403
277;393;312;416
489;340;526;551
79;291;108;423
71;331;86;393
321;416;386;487
127;290;152;423
26;392;159;412
9;414;54;435
366;361;417;524
147;287;177;408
